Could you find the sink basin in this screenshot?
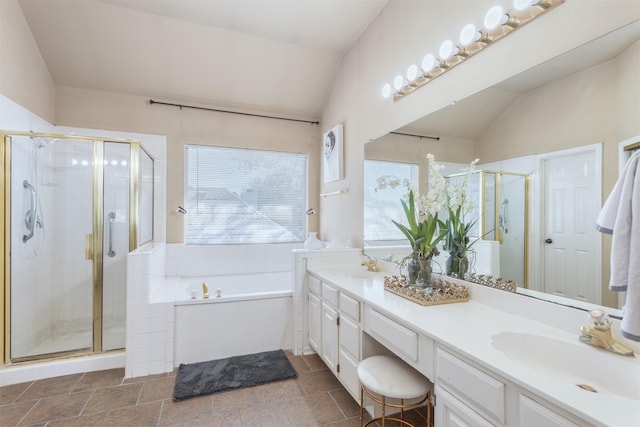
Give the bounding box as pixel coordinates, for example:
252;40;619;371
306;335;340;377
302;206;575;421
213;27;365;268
491;332;640;399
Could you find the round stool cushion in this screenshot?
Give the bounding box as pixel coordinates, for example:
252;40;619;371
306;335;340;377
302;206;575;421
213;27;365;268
357;355;429;399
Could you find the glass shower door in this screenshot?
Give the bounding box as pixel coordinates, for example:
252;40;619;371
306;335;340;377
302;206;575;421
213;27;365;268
101;142;130;351
10;136;95;359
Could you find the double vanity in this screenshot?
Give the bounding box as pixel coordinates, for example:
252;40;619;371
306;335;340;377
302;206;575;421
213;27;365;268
301;251;640;427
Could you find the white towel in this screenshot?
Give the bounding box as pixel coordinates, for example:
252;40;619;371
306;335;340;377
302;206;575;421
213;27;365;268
595;150;640;341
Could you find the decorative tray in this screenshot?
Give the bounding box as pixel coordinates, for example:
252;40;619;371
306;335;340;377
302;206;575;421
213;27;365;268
466;274;517;292
383;275;469;306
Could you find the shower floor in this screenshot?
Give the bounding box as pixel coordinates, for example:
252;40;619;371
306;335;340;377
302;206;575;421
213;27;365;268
17;325;125;359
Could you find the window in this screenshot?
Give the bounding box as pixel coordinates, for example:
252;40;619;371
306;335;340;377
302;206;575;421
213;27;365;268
364;159;419;243
184;145;307;244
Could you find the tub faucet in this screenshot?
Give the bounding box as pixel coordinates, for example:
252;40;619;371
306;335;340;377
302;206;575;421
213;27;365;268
202;282;209;299
579;309;634;357
361;255;379;272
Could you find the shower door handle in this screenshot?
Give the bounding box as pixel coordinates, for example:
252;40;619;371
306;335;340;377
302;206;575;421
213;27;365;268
22;180;37;242
85;234;94;260
107;212;116;258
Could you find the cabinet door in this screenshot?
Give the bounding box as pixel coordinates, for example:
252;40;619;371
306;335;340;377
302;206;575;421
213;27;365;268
308;292;322;353
435;385;494;427
339;314;360;360
339;347;360;399
321;303;339;373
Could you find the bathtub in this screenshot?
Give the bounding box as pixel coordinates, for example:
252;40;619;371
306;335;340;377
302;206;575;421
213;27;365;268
167;271;294;365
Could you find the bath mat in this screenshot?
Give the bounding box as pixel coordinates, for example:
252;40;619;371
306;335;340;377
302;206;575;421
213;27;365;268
173;349;297;401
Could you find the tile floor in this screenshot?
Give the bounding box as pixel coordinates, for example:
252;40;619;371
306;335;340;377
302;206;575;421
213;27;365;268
0;351;429;427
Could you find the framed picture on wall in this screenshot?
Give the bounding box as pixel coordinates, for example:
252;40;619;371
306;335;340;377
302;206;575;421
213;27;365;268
323;123;344;183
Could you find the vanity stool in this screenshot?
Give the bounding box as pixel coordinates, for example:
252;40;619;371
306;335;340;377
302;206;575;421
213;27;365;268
357;355;431;427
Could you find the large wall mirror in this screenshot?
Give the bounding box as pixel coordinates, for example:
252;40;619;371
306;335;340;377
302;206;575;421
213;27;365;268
364;20;640;310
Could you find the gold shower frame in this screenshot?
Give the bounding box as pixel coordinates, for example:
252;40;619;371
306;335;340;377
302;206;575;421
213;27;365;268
0;131;146;365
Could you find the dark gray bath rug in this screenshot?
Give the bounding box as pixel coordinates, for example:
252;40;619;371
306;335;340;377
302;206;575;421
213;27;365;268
173;349;297;401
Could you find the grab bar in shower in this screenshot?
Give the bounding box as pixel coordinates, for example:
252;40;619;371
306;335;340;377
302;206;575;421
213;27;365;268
22;180;38;243
107;212;116;257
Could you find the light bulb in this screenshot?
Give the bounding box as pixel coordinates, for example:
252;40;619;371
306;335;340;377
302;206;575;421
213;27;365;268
459;23;478;46
484;5;506;30
421;54;436;72
439;39;454;60
382;83;392;99
406;64;419;81
513;0;535;10
393;74;404;91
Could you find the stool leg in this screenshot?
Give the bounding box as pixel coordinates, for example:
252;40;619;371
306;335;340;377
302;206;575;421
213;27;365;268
400;398;405;421
360;386;364;427
426;391;432;427
381;395;386;427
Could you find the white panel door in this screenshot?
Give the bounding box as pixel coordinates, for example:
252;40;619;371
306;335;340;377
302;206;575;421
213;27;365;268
543;150;599;303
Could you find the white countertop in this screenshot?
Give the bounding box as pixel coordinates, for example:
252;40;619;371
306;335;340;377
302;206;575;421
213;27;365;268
307;266;640;427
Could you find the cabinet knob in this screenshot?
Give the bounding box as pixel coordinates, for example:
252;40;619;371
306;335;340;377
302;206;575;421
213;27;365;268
545;238;553;244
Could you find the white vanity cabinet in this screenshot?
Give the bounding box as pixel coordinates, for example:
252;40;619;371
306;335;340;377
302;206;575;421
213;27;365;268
435;347;506;426
303;266;614;427
434;347;591;427
307;274;363;399
435;385;495;427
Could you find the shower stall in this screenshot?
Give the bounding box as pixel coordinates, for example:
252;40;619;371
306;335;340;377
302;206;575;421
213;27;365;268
446;170;529;287
1;132;154;363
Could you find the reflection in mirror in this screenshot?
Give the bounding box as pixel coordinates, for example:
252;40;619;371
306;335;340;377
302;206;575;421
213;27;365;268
364;20;640;309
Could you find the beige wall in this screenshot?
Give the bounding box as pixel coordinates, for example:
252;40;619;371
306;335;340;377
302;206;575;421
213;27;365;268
0;0;55;122
319;0;640;247
55;87;321;242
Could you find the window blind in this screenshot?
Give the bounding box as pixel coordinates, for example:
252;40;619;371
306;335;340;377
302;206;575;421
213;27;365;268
364;159;419;242
184;145;307;244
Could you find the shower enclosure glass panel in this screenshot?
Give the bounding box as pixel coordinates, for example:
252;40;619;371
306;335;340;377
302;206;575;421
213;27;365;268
102;142;130;351
7;135;143;360
11;136;94;358
139;148;154;245
445;170;528;287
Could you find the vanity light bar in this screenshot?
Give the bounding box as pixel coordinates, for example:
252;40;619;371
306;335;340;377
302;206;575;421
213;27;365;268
384;0;565;102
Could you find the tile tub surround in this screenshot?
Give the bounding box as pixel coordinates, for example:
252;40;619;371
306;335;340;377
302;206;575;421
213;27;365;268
0;351;409;427
126;242;302;379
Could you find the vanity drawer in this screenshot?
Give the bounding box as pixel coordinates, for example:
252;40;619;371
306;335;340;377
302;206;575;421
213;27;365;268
519;395;580;427
436;348;505;424
339;293;360;322
364;306;418;361
322;282;339;307
308;275;321;295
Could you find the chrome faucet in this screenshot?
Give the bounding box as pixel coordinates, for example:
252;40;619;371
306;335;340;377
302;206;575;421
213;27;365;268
361;255;379;272
579;309;634;357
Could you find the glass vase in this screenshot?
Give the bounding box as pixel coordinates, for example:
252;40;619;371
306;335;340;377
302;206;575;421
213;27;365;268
407;256;432;288
446;252;469;279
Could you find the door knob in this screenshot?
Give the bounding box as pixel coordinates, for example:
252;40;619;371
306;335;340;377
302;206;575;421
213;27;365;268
545;238;553;244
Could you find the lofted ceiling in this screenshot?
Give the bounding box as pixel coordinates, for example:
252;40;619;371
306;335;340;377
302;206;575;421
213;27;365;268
18;0;388;119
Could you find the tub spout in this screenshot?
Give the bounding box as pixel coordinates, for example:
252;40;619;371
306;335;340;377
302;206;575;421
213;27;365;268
202;282;209;299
